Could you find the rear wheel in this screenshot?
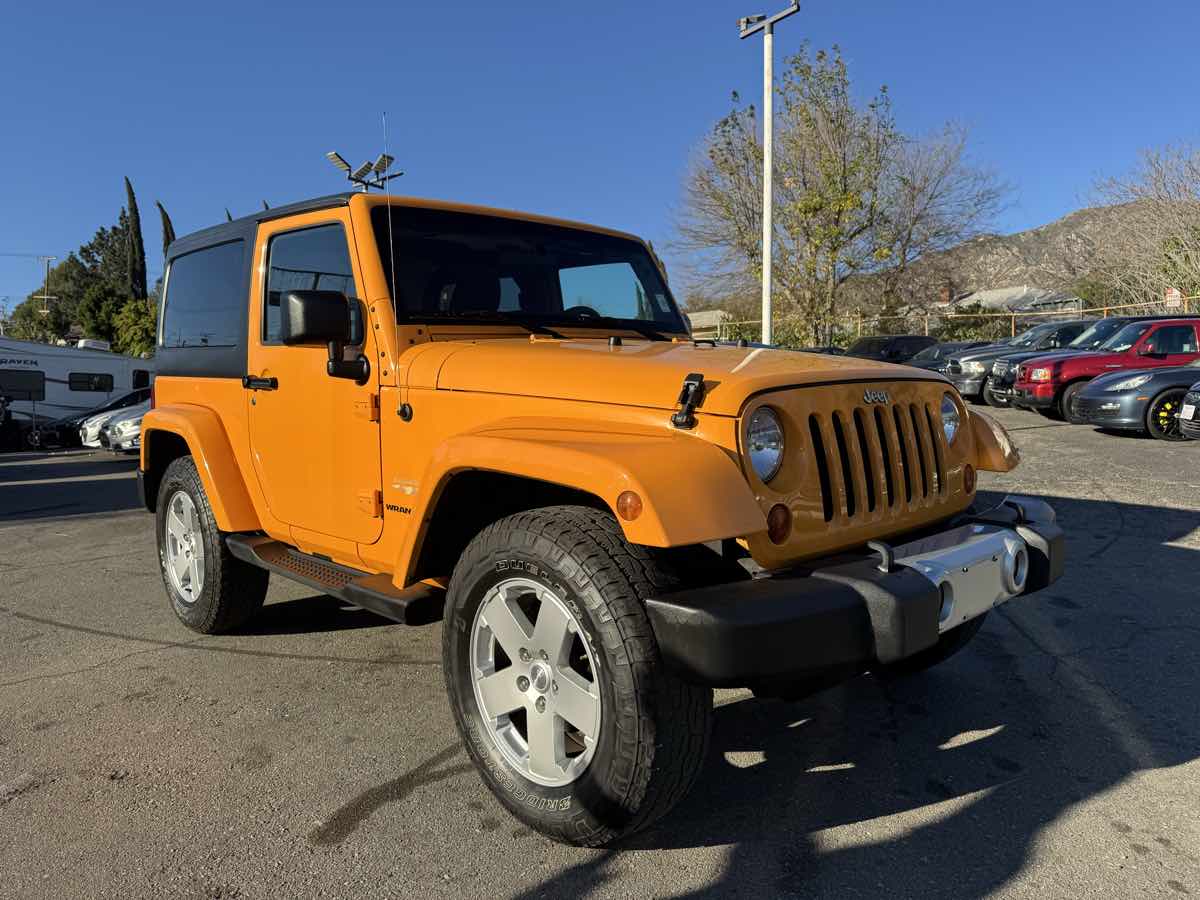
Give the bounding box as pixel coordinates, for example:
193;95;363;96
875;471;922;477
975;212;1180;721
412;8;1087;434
442;506;712;847
155;456;268;634
1146;388;1188;441
1061;381;1088;424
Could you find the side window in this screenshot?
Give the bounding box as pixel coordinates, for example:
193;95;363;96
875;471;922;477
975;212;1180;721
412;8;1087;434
1144;325;1198;354
132;369;151;389
0;369;45;401
161;240;246;348
264;224;356;343
68;372;114;392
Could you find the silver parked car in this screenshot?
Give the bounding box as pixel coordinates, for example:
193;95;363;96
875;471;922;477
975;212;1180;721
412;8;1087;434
97;400;149;453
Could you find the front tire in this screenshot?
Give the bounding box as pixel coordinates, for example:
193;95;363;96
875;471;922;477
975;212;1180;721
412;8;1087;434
442;506;712;847
155;456;268;634
1061;381;1088;424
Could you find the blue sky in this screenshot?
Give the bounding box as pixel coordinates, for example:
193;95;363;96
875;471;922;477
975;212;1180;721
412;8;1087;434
1;0;1197;308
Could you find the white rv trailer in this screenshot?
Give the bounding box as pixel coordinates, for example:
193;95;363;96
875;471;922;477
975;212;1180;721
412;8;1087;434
0;337;154;421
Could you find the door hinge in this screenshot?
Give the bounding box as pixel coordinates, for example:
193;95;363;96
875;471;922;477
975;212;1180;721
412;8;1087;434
354;393;381;422
358;489;383;518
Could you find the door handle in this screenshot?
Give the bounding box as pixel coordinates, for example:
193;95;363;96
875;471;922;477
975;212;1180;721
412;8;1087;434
242;375;278;391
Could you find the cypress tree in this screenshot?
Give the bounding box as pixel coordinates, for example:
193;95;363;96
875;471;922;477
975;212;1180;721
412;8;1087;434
156;201;176;256
124;177;148;299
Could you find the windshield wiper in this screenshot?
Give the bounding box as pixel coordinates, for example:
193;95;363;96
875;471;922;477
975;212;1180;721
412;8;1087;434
559;314;673;341
428;309;564;338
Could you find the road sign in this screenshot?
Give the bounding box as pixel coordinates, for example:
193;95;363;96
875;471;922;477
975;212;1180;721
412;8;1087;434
1166;287;1183;309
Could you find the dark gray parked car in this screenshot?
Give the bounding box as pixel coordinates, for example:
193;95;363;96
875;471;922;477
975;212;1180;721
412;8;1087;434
1076;359;1200;440
904;340;992;373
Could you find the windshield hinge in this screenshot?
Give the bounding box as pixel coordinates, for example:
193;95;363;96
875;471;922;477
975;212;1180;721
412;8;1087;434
355;392;380;422
671;372;706;429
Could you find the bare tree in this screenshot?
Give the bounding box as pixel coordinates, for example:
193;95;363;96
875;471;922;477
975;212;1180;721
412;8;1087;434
871;125;1009;308
1092;146;1200;306
675;46;1007;342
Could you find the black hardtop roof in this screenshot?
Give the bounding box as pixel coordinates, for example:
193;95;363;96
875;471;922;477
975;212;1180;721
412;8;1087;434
165;193;355;261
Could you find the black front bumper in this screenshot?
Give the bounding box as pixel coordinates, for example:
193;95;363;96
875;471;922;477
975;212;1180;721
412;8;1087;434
1073;394;1145;430
645;498;1064;689
1014;388;1055;409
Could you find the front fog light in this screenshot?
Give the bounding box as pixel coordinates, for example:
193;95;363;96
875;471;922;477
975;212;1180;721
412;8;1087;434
941;392;961;444
747;406;784;483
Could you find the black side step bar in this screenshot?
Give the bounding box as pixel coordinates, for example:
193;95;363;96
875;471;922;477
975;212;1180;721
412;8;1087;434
225;534;444;626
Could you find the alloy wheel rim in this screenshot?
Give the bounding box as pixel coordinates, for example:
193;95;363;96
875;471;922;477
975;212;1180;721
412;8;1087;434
469;576;602;787
1154;395;1183;438
164;490;205;602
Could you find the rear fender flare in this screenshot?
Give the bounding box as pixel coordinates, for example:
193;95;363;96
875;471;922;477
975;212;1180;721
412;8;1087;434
142;405;260;532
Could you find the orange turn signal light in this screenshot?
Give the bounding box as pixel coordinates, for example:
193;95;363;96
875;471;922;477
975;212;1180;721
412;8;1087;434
616;491;643;521
963;463;977;494
767;503;791;544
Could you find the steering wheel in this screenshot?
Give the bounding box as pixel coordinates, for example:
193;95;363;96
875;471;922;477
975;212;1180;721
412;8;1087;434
563;305;602;320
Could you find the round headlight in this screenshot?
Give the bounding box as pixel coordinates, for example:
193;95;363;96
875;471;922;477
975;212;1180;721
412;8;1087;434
747;406;785;483
941;392;961;445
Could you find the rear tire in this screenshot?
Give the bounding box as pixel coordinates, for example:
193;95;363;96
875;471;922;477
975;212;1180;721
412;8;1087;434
155;456;268;634
1146;388;1188;441
877;614;988;678
442;505;712;847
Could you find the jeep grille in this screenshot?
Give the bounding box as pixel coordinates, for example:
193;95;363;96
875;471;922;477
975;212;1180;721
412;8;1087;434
807;400;945;522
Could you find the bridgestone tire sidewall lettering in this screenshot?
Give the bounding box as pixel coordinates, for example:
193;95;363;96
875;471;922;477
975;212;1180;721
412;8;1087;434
447;545;624;830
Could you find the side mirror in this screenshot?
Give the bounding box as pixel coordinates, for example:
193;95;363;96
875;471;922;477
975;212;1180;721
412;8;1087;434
281;290;359;345
280;290;369;384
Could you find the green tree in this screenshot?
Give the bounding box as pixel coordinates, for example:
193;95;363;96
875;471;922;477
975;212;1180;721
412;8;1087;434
678;45;897;343
124;177;148;299
112;298;157;356
156;201;176;256
76;282;125;343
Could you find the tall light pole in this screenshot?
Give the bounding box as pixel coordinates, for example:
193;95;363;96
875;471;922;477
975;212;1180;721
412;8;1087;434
739;1;799;345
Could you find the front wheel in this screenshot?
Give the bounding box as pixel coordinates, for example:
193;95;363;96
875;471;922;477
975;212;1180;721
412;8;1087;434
443;506;712;847
1146;389;1188;441
1061;381;1088;424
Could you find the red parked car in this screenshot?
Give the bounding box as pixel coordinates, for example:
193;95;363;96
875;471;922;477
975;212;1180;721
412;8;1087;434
1013;317;1200;421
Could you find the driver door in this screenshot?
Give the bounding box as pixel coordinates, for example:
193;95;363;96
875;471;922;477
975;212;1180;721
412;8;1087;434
246;213;383;547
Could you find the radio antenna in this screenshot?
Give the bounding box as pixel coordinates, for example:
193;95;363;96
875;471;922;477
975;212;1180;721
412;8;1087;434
382;111;399;315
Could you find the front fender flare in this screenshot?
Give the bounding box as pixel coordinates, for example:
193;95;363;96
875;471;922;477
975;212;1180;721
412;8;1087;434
142;404;260;532
410;421;765;557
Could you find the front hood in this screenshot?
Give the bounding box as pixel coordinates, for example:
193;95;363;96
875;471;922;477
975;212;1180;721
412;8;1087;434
407;338;945;416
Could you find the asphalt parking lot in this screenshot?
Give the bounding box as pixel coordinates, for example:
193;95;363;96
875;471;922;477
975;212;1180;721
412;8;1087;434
1;411;1198;899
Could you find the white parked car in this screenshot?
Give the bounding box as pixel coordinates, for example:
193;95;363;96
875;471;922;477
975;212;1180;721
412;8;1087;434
98;400;149;453
79;409;122;448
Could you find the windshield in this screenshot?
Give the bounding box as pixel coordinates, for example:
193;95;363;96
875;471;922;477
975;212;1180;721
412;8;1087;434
1011;324;1057;348
1068;319;1125;349
909;345;941;362
848;337;889;354
371;206;687;335
1100;323;1152;352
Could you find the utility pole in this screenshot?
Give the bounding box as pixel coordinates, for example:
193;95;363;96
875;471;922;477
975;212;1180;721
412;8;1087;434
37;256;57;316
0;296;9;335
739;2;799;346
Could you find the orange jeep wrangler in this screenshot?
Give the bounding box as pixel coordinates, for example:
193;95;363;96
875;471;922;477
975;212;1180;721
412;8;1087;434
140;192;1064;846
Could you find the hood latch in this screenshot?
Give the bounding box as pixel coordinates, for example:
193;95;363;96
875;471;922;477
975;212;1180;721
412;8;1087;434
671;372;706;429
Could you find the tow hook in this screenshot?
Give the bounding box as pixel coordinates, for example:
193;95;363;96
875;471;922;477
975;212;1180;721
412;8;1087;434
671;372;706;429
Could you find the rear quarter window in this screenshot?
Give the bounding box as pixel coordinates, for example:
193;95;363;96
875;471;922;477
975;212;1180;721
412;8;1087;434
160;240;246;349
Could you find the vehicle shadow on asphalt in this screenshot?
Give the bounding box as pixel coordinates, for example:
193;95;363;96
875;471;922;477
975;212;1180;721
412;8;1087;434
0;455;140;522
243;594;397;636
517;491;1200;899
